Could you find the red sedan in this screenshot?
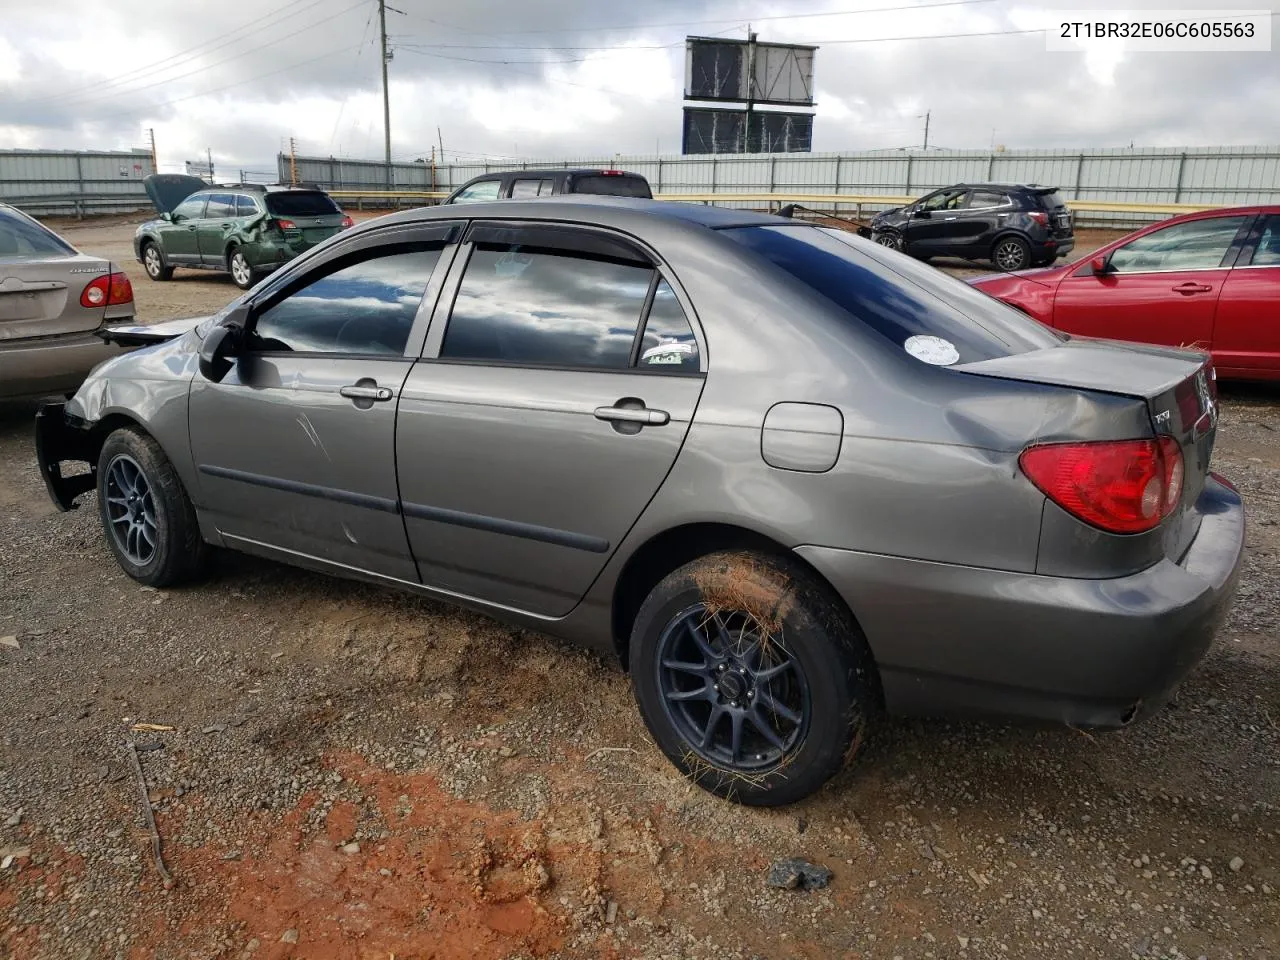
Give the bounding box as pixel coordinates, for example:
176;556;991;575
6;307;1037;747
969;205;1280;381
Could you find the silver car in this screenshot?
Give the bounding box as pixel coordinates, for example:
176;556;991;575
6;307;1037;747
35;199;1244;806
0;202;135;399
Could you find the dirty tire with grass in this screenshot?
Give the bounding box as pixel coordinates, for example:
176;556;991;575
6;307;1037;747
97;426;208;588
630;550;877;806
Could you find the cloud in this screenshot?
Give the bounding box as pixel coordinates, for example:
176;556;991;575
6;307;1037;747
0;0;1276;171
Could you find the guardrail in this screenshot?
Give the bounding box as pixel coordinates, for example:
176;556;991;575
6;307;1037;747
325;188;1225;222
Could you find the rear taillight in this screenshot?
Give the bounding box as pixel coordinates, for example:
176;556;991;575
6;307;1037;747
108;271;133;305
340;215;354;228
1028;211;1049;227
1019;437;1185;534
276;219;298;231
80;271;133;308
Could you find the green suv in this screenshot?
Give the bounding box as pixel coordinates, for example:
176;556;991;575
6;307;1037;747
134;175;353;290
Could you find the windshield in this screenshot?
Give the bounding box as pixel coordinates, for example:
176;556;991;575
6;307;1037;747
1036;190;1066;210
0;207;75;257
720;225;1063;364
265;192;341;217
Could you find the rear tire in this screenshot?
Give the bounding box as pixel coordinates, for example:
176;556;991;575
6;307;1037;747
97;427;207;588
629;551;877;806
228;247;257;290
992;234;1031;271
142;242;172;282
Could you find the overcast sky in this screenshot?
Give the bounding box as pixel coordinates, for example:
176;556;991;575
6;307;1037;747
0;0;1276;172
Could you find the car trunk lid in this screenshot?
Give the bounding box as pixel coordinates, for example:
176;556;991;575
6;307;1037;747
143;174;210;215
0;255;112;341
1031;187;1073;238
957;338;1218;560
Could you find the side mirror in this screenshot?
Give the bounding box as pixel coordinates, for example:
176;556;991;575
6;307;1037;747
1090;255;1112;275
198;304;249;382
159;212;172;222
912;208;931;219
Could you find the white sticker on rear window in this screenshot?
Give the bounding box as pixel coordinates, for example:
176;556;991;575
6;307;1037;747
904;334;960;366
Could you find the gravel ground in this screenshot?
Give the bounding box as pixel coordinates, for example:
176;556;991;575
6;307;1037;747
0;217;1277;960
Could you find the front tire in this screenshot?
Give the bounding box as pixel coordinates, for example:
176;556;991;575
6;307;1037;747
629;551;877;806
228;247;257;290
97;427;207;587
141;242;172;281
873;230;905;252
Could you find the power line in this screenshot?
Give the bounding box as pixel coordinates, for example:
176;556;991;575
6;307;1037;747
44;0;372;111
395;0;996;37
22;0;336;107
91;42;367;122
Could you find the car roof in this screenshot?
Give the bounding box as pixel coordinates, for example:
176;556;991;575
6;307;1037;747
367;196;786;233
464;169;647;180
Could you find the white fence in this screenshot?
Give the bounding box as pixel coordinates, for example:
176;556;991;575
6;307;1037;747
281;146;1280;227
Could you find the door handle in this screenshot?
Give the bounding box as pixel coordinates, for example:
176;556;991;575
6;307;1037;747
1172;282;1213;294
340;384;393;402
221;222;233;229
186;225;197;231
594;404;670;426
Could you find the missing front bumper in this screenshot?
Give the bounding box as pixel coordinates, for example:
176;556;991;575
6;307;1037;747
34;401;97;511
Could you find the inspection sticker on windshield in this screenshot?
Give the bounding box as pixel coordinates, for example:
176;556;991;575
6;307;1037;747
904;335;960;366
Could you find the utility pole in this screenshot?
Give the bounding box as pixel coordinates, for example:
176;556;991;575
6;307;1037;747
744;27;757;153
922;110;931;150
146;128;157;174
289;137;299;185
437;127;444;164
379;0;392;189
207;147;214;183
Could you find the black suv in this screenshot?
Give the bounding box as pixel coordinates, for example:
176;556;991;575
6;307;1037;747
863;182;1074;271
442;168;652;204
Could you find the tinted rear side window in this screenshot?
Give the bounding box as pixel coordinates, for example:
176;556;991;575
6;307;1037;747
570;175;652;198
265;192;340;217
441;243;653;369
0;208;75;257
720;225;1061;364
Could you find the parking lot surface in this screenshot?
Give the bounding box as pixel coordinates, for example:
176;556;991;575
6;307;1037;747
1;215;1277;959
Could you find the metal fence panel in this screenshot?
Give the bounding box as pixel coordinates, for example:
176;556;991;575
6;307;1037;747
0;148;155;216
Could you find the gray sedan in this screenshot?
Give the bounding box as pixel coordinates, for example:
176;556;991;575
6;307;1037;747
34;198;1244;806
0;202;135;399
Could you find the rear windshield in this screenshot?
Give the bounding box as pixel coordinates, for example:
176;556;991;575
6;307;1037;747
720;225;1062;364
0;207;75;257
1034;189;1066;210
265;192;341;217
570;175;652;198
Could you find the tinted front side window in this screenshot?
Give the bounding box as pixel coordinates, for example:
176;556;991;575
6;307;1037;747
172;196;207;220
0;208;75;257
1251;216;1280;266
451;180;502;204
251;247;441;355
441;244;653;369
637;280;699;370
265;192;340;217
721;225;1061;364
1109;216;1248;273
571;175;652;198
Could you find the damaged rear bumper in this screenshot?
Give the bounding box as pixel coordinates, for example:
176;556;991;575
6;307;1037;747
35;401;98;511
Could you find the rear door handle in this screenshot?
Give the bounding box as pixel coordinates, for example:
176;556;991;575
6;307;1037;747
594;405;670;426
1172;282;1213;294
340;384;393;402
